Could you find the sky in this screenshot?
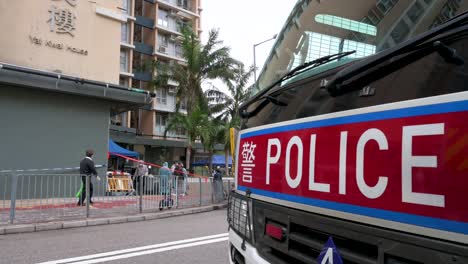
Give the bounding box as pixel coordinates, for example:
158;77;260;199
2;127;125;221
200;0;297;90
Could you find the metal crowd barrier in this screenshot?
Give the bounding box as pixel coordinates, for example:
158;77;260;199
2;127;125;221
0;172;232;225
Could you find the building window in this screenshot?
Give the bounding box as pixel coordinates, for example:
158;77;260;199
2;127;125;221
119;77;129;87
121;23;129;43
177;19;191;32
122;0;131;14
158;34;169;48
431;0;463;28
390;20;410;44
157;9;169;28
177;0;189;10
376;0;398;15
315;14;377;36
176;127;186;136
407;1;425;24
180;99;187;111
343;40;376;58
120;50;128;72
175;44;183;58
157;88;168;105
156;113;168;127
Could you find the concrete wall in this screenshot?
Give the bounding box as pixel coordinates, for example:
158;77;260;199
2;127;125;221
0;85;110;171
0;0;122;84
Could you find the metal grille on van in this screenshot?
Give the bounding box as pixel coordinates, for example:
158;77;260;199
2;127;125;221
252;199;466;264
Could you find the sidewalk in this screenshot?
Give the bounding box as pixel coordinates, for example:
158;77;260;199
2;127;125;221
0;192;220;226
0;203;228;235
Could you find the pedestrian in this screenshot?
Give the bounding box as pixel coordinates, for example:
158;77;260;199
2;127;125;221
134;160;148;195
159;162;172;209
181;163;188;196
213;166;224;202
170;161;177;192
77;149;99;206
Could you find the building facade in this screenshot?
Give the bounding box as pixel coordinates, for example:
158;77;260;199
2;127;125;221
111;0;208;166
0;0;153;172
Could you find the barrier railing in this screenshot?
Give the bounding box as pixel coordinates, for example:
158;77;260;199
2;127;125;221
0;172;232;225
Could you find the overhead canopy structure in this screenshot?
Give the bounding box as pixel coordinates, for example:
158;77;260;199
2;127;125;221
109;139;139;157
192;155;232;167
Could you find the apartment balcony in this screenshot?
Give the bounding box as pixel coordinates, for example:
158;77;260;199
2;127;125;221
110;124;137;134
154;45;186;62
155;125;187;139
135;15;155;29
133;71;153;82
134;42;154;56
156;0;199;18
156;20;183;36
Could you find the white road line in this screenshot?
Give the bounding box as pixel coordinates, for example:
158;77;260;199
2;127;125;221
70;237;229;264
37;233;228;264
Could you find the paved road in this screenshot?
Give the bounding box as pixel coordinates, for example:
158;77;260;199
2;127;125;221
0;209;230;264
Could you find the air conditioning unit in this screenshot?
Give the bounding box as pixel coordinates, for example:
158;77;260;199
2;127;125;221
158;46;167;53
168;87;176;94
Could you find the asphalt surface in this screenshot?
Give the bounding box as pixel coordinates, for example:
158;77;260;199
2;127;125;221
0;209;229;264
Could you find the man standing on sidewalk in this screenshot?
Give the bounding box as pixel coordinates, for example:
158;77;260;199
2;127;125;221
134;160;148;195
78;149;98;206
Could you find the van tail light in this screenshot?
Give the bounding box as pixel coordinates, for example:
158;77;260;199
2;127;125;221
266;223;285;241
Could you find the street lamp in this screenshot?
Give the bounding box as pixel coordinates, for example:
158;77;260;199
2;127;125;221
253;34;277;83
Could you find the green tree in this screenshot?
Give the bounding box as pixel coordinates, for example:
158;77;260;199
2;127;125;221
155;27;238;169
205;64;255;174
205;64;255;126
156;27;238;115
200;118;226;176
164;104;209;169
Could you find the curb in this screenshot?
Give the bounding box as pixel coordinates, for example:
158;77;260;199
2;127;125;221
1;203;227;235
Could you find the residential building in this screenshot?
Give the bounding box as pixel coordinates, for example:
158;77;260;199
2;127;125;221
0;0;153;182
111;0;210;167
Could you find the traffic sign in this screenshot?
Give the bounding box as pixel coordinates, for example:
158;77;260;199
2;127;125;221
317;237;343;264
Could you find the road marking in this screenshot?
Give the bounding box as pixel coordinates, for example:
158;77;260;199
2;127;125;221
70;237;228;263
37;233;228;264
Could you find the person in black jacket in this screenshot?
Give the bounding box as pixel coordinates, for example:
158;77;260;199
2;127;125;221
78;149;98;206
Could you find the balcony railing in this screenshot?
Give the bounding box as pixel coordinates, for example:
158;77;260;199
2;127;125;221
158;0;195;13
155;126;187;139
133;71;152;82
135;15;155;29
135;42;154;56
155;44;184;60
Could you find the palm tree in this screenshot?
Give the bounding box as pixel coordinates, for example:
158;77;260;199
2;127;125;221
200;118;225;176
205;64;255;174
164;104;209;169
156;27;238;115
155;27;238;169
205;64;255;125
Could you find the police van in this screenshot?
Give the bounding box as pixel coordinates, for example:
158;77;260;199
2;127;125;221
228;0;468;263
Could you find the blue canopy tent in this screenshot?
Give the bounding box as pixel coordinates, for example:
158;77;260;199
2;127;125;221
108;139;139;157
192;154;232;167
